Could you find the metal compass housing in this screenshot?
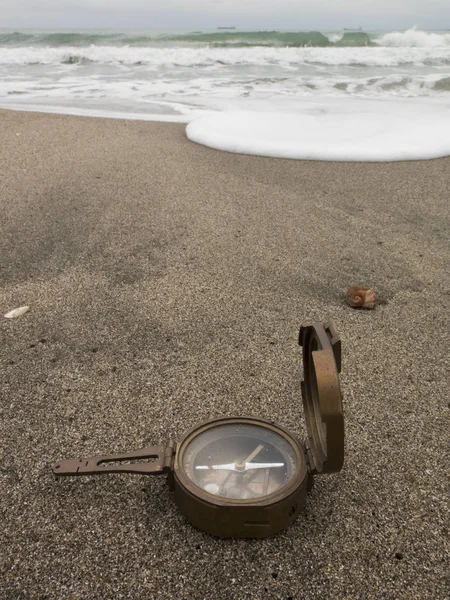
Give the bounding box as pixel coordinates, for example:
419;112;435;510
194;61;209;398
53;322;344;538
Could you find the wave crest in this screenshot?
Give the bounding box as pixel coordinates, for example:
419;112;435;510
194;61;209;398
377;28;450;47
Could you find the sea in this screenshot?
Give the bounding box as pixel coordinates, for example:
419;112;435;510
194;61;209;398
1;28;450;160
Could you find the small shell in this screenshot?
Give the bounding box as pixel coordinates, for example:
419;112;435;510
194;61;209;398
4;306;30;319
346;286;376;309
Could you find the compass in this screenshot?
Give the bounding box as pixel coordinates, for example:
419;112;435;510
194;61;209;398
53;322;344;538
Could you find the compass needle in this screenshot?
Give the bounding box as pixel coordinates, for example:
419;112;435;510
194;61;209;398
245;443;264;463
195;462;284;471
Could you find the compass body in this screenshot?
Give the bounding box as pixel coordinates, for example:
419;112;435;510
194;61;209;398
174;418;309;537
52;322;344;538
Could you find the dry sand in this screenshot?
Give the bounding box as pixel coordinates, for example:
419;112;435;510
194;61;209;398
1;109;449;600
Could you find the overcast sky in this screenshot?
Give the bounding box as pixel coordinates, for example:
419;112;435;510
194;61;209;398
1;0;449;30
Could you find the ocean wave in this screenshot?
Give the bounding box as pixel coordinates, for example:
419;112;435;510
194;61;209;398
1;28;450;49
433;76;450;90
2;69;450;103
376;28;450;48
1;45;450;68
0;32;127;47
163;30;334;47
1;28;449;119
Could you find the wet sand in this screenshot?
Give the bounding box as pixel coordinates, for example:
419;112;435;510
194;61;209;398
1;109;449;600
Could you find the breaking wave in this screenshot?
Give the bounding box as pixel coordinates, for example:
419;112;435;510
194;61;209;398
1;45;450;68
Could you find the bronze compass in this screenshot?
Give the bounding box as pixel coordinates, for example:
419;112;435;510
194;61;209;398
53;322;344;538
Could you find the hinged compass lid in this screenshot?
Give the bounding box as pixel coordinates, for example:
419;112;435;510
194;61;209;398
299;321;344;475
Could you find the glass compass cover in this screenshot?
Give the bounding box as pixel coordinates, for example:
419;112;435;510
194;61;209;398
181;423;298;500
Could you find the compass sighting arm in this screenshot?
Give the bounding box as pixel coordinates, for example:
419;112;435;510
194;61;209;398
53;444;175;477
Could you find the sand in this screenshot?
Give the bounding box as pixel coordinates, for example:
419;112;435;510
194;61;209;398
1;108;448;600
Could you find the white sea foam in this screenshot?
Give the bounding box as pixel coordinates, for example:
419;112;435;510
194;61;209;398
1;45;450;67
2;102;194;122
186;99;450;162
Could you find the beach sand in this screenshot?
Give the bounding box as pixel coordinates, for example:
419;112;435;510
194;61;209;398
1;109;448;600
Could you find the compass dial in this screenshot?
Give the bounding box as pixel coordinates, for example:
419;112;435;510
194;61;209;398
181;423;299;500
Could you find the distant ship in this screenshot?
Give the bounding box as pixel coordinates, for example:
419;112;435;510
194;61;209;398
217;26;236;30
343;27;362;31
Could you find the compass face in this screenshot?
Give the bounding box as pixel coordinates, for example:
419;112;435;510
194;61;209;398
181;423;299;500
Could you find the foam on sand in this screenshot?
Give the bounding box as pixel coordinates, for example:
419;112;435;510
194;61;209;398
186;98;450;162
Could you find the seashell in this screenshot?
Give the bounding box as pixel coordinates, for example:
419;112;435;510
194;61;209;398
346;286;376;309
4;306;30;319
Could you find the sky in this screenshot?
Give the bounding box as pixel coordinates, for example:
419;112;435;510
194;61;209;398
1;0;449;30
